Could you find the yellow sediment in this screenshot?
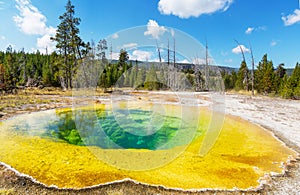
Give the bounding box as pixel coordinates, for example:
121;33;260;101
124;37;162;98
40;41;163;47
0;104;297;190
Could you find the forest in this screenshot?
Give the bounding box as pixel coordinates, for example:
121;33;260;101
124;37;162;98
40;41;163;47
0;0;299;99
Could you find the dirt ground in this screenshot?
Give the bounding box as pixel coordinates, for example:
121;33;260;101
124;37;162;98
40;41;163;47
0;91;299;194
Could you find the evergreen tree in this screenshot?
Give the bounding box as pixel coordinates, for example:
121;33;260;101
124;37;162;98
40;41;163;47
51;0;87;89
158;65;167;89
222;70;236;91
255;54;275;94
185;72;194;88
235;61;249;90
97;39;108;64
274;63;286;94
145;64;159;90
130;61;138;87
4;47;20;88
284;63;300;99
194;70;205;91
135;66;146;89
118;49;129;68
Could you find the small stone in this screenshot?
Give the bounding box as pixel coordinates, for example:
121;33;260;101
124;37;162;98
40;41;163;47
0;112;6;118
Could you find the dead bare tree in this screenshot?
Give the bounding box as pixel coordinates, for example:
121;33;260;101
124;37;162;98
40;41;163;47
173;38;177;89
205;39;209;91
156;41;162;63
167;39;170;88
234;39;248;91
249;43;255;96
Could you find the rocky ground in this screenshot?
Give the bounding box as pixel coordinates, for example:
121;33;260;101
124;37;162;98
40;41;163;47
0;90;299;194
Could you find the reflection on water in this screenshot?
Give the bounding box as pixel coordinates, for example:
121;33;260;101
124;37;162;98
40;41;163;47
3;109;58;137
2;104;196;151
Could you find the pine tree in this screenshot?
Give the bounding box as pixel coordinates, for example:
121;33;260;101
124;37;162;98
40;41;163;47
255;54;275;94
145;64;159;90
97;39;108;63
235;60;249;91
51;0;87;89
274;63;286;94
288;63;300;99
222;70;236;91
135;66;146;89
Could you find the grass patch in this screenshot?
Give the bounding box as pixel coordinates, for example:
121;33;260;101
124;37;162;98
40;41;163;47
0;188;15;195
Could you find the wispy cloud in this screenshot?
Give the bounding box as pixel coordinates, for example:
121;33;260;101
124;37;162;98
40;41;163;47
192;57;213;65
144;19;167;39
158;0;233;19
0;35;5;40
232;45;250;54
245;27;254;34
282;9;300;26
122;43;138;49
221;51;228;56
0;1;5;10
245;26;266;34
270;41;277;47
130;50;153;61
225;59;233;63
178;59;190;64
13;0;56;53
112;33;119;39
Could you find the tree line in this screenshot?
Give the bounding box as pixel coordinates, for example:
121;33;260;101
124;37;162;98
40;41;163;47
0;0;205;93
0;0;299;99
222;54;300;99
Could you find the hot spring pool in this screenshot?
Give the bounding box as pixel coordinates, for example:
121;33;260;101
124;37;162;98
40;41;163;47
0;103;297;190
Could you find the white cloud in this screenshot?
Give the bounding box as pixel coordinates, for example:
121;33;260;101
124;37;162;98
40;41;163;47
245;26;266;34
257;26;267;31
144;19;167;39
225;59;233;63
170;28;175;37
122;43;138;49
178;59;190;64
282;9;300;26
192;58;206;65
0;35;5;40
270;41;277;47
111;52;120;60
13;0;48;35
221;51;228;56
232;45;250;54
158;0;233;19
130;50;153;61
0;1;4;10
245;27;254;34
112;33;119;39
13;0;56;53
37;27;56;53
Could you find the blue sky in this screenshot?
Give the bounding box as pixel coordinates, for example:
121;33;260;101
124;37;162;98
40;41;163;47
0;0;300;68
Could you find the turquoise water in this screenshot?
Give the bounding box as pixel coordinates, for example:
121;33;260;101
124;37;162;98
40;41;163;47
44;107;190;150
2;105;197;150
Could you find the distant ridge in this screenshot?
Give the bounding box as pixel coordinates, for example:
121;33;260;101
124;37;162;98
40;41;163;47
109;59;295;76
108;59;239;73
